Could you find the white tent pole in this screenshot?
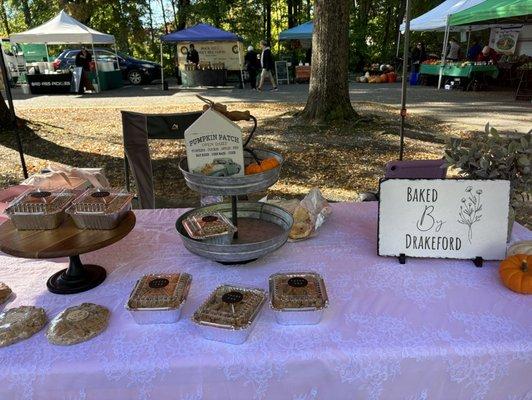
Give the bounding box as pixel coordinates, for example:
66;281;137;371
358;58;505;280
396;29;402;59
237;41;244;88
160;40;164;90
466;27;471;57
438;16;450;90
91;41;101;92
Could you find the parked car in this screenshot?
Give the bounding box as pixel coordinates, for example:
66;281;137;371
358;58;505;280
52;48;161;85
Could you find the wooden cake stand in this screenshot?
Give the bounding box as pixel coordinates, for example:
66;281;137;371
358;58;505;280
0;212;136;294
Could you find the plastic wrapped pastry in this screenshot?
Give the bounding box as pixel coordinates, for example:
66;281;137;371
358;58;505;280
0;306;47;347
0;282;12;306
46;303;110;346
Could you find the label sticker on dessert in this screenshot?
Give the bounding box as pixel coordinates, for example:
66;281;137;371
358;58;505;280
184;108;245;177
378;179;510;260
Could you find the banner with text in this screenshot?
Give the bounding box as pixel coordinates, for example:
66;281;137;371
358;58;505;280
178;41;243;70
378;179;510;260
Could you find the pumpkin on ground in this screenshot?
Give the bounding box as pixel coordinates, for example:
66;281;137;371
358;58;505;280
499;254;532;294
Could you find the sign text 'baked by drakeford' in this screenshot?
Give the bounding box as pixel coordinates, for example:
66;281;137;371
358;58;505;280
378;179;510;260
184;108;245;177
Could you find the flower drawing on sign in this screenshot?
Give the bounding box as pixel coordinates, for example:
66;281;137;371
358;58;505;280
457;186;483;243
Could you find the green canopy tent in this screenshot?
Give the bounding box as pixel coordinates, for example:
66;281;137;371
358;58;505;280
449;0;532;26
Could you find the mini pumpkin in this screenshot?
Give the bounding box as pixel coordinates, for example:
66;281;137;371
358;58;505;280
260;157;280;171
499;254;532;294
245;163;263;175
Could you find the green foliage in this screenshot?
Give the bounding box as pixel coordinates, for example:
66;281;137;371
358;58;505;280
445;124;532;205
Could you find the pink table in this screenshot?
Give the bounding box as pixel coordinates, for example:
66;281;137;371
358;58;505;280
0;203;530;400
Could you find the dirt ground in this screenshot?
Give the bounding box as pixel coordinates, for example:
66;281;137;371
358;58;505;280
0;100;529;226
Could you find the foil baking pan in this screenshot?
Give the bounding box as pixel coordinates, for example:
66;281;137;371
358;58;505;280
192;285;267;344
126;273;192;325
269;272;328;325
5;188;75;230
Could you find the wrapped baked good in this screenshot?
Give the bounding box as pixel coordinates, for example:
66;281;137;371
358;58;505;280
269;272;328;325
126;273;192;324
0;282;13;306
192;285;267;344
46;303;110;345
182;212;236;245
269;188;331;241
5;188;75;230
66;187;133;230
0;306;47;347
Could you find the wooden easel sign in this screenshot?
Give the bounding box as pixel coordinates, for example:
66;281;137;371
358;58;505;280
378;179;510;261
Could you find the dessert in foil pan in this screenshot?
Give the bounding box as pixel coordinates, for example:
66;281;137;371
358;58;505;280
5;188;75;230
126;273;192;324
192;285;266;344
269;272;328;325
182;212;236;245
66;187;133;230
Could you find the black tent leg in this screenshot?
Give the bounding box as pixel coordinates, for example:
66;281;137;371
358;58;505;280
15;128;28;179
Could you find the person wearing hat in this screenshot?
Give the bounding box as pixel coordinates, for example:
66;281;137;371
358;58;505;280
244;45;260;89
74;47;94;94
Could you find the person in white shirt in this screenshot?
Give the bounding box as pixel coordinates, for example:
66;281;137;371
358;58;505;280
447;38;461;61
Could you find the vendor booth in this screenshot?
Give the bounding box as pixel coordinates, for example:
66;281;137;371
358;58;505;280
160;24;244;88
279;21;313;82
10;11;123;94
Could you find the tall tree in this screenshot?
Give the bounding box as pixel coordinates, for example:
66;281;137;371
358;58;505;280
0;91;10;127
301;0;355;122
264;0;271;43
0;0;9;34
19;0;32;27
177;0;189;30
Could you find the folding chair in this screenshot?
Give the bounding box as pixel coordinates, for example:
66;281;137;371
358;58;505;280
122;110;202;209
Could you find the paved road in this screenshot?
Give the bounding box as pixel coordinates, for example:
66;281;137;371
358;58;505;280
10;82;532;133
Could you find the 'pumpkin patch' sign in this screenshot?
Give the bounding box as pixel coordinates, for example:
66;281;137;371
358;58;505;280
378;179;510;260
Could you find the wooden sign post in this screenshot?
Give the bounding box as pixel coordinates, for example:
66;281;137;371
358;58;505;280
378;179;511;261
184;108;245;177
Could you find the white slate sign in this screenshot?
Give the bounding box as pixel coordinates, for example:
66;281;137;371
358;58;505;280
184;108;245;177
378;179;510;260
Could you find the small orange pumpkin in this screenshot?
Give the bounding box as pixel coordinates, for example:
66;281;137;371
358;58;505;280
259;157;280;171
499;254;532;294
245;163;263;175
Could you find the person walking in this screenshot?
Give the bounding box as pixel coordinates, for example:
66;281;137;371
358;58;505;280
257;40;278;91
244;45;260;89
74;47;94;94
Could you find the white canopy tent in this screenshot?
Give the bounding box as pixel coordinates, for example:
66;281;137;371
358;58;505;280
10;10;117;91
10;10;115;44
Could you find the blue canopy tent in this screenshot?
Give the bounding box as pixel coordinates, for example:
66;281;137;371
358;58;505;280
159;23;244;88
279;21;313;41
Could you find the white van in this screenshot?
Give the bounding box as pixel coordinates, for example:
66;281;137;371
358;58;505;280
1;38;26;84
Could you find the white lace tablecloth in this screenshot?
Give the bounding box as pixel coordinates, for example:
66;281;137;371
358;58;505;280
0;202;531;400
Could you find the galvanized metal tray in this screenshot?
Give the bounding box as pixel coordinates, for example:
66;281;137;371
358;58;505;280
176;202;293;263
179;149;283;196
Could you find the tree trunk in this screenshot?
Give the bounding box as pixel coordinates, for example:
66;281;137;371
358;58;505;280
170;0;178;30
301;0;356;122
0;0;10;35
160;0;169;34
147;0;155;46
264;0;271;44
177;0;189;30
287;0;295;28
19;0;32;27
